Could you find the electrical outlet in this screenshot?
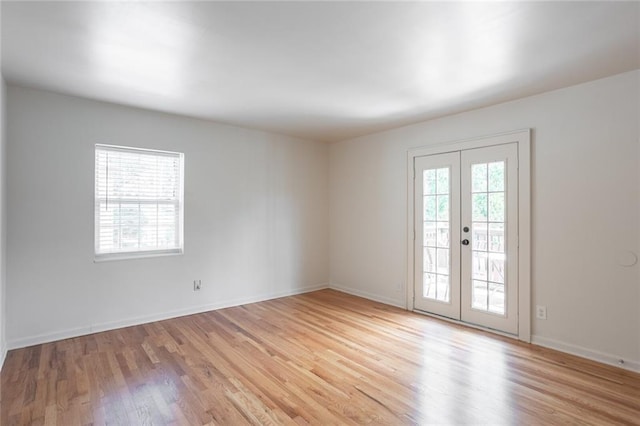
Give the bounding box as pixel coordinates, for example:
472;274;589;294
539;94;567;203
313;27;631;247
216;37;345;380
396;282;404;292
536;305;547;320
194;280;202;291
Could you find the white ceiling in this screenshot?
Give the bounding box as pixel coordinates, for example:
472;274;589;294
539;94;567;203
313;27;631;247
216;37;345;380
2;1;639;142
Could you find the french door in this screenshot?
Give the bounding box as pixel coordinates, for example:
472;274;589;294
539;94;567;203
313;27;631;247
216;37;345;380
414;143;519;334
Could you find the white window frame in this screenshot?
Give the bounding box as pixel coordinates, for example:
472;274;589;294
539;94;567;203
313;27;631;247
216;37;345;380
94;144;185;262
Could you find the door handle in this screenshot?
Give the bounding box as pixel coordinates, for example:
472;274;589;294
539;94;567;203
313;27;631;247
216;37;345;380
461;239;470;245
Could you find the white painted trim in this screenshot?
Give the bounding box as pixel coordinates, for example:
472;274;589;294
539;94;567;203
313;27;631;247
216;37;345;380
330;283;406;309
7;283;328;350
8;325;91;351
406;150;414;311
407;128;532;158
517;132;531;342
532;335;640;373
0;340;6;371
406;129;531;342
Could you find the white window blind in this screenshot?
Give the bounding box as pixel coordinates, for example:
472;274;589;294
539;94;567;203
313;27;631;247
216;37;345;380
95;144;184;260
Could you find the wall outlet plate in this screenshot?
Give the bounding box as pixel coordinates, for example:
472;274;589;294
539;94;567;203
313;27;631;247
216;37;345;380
536;305;547;320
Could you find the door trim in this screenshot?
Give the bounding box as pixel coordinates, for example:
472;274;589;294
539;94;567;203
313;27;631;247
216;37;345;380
406;129;531;342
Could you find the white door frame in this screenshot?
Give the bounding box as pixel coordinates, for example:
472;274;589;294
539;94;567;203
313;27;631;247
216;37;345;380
406;129;531;342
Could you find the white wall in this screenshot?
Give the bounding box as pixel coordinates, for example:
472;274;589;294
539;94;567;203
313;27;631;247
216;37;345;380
0;77;7;368
6;86;329;348
330;71;640;370
5;72;639;373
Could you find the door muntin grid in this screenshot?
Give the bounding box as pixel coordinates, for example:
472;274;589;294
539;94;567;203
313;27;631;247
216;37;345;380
470;161;507;316
423;167;451;303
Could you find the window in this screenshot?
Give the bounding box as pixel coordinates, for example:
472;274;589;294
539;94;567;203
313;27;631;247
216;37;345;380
95;144;184;261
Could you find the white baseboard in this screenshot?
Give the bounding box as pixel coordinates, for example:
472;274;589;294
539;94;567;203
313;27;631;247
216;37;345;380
531;335;640;373
327;285;640;374
10;285;637;376
7;283;329;350
329;283;406;309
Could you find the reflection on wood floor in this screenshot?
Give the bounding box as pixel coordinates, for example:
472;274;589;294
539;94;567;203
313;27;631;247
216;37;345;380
2;289;639;425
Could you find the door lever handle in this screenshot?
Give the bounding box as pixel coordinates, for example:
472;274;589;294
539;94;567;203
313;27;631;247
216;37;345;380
461;239;470;246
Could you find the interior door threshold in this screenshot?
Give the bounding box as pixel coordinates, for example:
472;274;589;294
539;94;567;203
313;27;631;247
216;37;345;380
412;308;520;341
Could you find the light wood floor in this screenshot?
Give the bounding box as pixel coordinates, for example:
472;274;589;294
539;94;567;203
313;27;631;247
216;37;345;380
2;289;639;425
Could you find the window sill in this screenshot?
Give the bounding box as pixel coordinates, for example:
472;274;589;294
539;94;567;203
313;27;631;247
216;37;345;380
94;249;184;263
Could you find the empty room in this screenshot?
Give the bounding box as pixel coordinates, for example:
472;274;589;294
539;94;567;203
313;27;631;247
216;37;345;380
1;1;639;425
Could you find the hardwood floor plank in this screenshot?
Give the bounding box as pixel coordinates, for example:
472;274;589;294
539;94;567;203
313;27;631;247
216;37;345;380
2;289;639;425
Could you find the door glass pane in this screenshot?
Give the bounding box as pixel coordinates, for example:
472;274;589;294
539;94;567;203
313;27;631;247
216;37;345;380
488;223;505;252
424;247;436;272
424;273;436;298
470;161;506;316
436;168;449;194
423;167;451;303
488;283;505;314
436;248;449;275
488;193;505;222
472;280;488;310
472;194;488;221
424;169;436;195
488;253;505;284
437;195;449;221
437;275;450;302
472;164;487;192
472;222;487;250
436;222;449;248
424;222;436;246
424;196;436;221
488;162;505;191
472;251;487;280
